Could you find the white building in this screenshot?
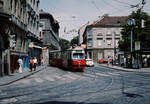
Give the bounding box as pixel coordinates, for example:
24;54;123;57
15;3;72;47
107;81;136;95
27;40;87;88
83;16;128;62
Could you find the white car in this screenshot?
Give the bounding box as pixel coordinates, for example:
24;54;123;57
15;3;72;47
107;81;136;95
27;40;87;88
85;59;94;67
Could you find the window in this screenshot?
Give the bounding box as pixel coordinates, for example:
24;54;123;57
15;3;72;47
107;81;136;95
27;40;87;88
107;29;112;36
106;38;112;46
87;39;92;47
97;38;103;46
73;53;84;59
33;0;35;6
97;33;103;36
106;34;112;36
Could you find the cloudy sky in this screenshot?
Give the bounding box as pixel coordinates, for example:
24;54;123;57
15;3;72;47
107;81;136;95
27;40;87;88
40;0;150;41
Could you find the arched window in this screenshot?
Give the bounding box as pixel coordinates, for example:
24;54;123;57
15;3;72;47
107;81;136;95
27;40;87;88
97;33;103;36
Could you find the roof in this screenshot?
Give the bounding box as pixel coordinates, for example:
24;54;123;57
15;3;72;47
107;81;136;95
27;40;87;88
88;16;128;27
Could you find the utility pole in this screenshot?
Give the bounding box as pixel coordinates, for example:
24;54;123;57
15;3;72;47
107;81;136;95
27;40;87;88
114;32;116;65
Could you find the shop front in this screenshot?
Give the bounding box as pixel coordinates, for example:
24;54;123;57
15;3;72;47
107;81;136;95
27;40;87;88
10;50;29;73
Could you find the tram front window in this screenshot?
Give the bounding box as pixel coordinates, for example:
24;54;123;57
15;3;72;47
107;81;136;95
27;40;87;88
73;53;84;59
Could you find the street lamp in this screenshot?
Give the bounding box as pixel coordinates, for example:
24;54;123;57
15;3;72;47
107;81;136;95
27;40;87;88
127;18;136;67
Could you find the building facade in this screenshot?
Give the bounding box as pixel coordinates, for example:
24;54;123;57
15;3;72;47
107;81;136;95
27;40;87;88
39;10;60;65
26;0;42;65
83;16;127;63
0;0;41;77
0;0;29;76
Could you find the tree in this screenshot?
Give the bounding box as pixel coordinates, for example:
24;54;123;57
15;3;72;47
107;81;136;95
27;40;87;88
59;38;70;51
70;36;78;46
119;9;150;51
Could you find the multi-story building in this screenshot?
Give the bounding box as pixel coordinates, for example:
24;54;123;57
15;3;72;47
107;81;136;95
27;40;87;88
0;0;41;76
83;16;127;62
26;0;42;65
0;0;28;76
78;22;90;46
39;10;60;65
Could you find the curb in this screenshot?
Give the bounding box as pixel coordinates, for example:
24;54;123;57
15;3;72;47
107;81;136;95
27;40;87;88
99;64;150;74
0;66;46;86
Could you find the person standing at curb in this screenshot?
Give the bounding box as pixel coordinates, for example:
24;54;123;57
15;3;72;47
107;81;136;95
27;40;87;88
33;57;38;71
29;57;34;72
18;57;23;73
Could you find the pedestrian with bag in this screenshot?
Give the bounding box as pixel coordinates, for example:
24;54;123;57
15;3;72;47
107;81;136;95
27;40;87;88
29;57;34;72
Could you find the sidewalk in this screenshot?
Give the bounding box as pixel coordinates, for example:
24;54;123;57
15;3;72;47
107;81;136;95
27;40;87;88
0;65;46;86
98;64;150;73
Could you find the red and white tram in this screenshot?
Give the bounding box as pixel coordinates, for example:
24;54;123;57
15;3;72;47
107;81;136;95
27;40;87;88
49;47;85;72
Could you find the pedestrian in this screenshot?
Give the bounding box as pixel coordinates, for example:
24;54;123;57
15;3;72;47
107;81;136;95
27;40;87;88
124;57;126;67
17;57;23;73
41;58;44;66
29;57;34;72
33;57;38;71
107;56;110;66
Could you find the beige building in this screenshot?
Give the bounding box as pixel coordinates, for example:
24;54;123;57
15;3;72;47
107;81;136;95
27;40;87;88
83;16;128;62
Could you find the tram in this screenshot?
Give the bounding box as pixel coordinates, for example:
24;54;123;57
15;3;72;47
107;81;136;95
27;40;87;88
49;47;85;72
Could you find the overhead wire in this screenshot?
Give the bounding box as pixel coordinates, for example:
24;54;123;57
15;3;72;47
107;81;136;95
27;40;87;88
112;0;134;7
101;0;126;14
90;0;103;15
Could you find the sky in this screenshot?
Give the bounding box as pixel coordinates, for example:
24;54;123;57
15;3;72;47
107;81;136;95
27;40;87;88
40;0;150;41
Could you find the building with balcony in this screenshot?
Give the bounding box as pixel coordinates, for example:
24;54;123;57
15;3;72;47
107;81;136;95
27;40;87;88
83;16;128;62
0;0;29;76
39;10;60;50
26;0;42;65
39;10;60;65
0;0;41;77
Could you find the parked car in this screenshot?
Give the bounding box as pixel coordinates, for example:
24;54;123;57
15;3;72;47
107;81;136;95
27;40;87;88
97;59;108;64
85;59;94;67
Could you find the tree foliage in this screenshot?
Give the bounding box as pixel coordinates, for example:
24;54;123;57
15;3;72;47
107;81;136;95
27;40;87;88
119;9;150;51
59;38;70;51
70;36;78;46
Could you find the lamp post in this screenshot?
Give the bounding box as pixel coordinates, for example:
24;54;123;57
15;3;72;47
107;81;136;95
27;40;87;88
127;18;136;68
114;32;116;65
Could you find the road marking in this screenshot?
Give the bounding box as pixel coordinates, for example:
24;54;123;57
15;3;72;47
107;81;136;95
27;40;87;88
107;72;120;76
35;78;43;83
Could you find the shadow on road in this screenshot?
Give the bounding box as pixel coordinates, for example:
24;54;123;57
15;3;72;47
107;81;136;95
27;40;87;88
123;92;143;98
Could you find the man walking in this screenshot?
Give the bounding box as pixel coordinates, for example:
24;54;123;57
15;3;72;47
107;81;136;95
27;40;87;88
33;57;38;71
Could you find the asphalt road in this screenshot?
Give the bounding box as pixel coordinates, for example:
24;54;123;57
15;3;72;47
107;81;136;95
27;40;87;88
0;64;150;104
